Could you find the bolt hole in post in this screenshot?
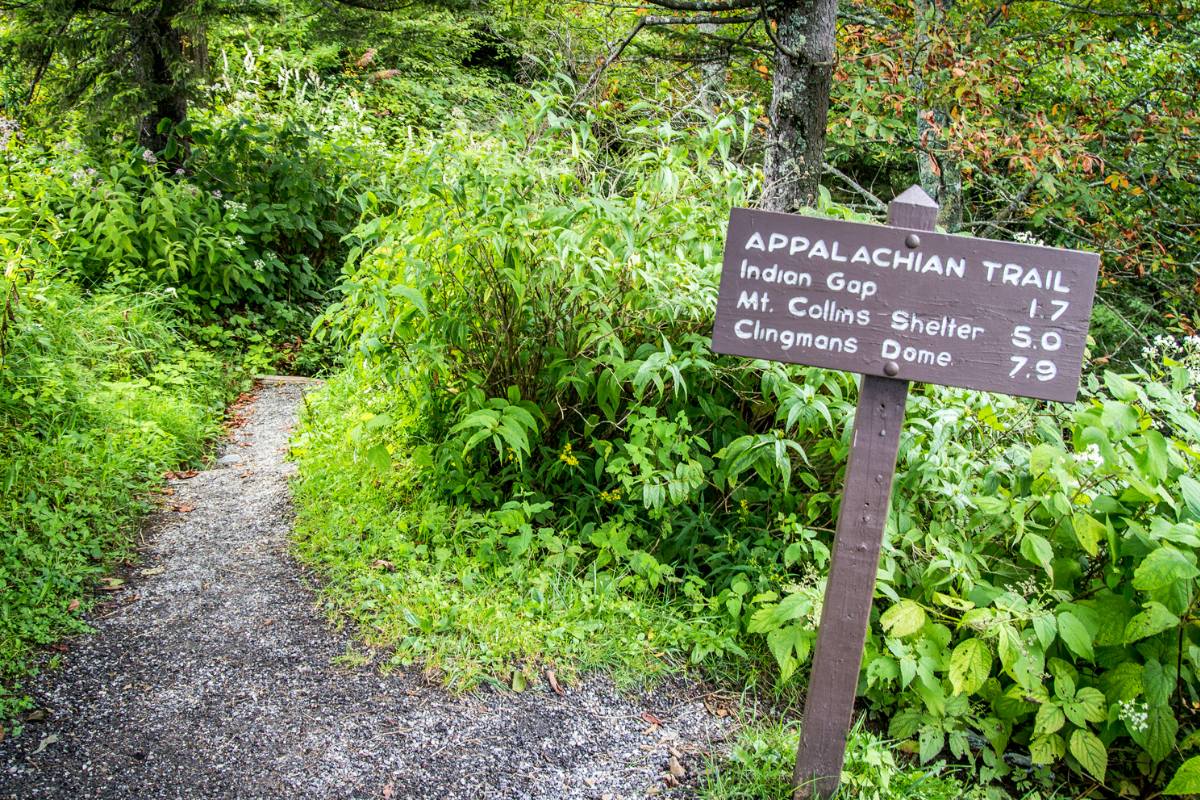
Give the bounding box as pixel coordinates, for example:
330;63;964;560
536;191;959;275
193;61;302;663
708;184;1099;800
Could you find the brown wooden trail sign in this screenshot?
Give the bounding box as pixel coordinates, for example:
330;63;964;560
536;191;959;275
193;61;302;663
710;186;1099;800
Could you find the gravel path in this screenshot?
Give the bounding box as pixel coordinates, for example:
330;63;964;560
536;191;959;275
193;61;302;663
0;381;731;800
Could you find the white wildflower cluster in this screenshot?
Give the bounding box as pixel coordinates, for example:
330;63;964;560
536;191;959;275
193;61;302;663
234;235;246;247
224;200;248;216
141;149;158;165
0;117;18;148
1118;700;1149;733
1012;230;1047;247
1142;334;1200;389
253;259;266;270
1073;443;1103;467
70;167;98;183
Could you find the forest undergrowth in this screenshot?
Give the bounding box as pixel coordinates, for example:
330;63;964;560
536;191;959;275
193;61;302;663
3;3;1199;797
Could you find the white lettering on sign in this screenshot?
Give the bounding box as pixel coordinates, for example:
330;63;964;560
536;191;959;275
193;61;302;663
746;232;965;278
739;259;813;287
787;297;871;326
881;338;952;366
714;207;1100;401
734;318;859;353
890;311;984;340
825;272;876;301
983;261;1071;293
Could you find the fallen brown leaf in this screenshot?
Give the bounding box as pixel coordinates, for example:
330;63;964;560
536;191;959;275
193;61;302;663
668;754;686;780
371;559;396;572
140;566;165;577
174;504;195;513
641;711;663;726
546;669;563;695
100;578;124;591
158;487;175;496
67;599;80;613
166;469;199;480
30;734;58;755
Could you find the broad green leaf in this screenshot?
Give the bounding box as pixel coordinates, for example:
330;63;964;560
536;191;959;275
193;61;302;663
880;599;926;638
1034;702;1065;736
1048;658;1077;699
994;685;1037;719
1064;687;1106;726
888;708;924;739
1020;533;1055;578
1131;705;1178;763
918;725;944;764
365;443;391;471
1029;733;1065;765
1100;401;1139;440
1143;659;1173;707
1069;728;1107;781
1071;513;1104;557
949;638;992;695
1100;661;1143;703
364;413;393;431
1180;474;1200;518
1031;612;1057;651
766;626;799;682
1133;547;1199;594
1165;755;1200;795
1134;430;1169;483
1103;371;1139;402
1057;611;1094;660
1030;443;1061;476
1123;602;1179;643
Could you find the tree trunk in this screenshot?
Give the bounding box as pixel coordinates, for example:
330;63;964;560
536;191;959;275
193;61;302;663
136;2;190;157
698;21;728;109
761;0;838;213
913;0;963;230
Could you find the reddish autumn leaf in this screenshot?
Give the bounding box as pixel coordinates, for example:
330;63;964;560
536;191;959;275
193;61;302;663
641;711;663;726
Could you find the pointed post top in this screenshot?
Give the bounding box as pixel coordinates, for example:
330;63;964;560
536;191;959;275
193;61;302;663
888;184;939;231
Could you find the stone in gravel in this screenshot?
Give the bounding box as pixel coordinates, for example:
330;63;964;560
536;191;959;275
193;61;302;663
0;382;732;800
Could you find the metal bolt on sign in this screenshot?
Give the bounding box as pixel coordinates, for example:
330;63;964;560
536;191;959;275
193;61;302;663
710;185;1099;799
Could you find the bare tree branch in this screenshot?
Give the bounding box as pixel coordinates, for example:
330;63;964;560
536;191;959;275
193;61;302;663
571;11;760;106
823;163;885;211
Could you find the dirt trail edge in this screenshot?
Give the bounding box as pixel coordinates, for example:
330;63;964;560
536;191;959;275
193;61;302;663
0;381;732;800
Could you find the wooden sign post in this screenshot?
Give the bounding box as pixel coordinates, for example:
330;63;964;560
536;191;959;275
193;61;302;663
710;186;1100;800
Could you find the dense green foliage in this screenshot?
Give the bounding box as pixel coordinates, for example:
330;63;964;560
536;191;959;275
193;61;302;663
3;1;1199;797
291;88;1200;795
0;280;227;721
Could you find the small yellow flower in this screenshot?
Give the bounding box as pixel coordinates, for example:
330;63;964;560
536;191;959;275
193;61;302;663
558;442;579;467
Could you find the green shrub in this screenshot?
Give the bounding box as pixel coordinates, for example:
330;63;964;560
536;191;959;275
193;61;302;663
0;278;228;722
305;90;1200;794
702;721;1003;800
